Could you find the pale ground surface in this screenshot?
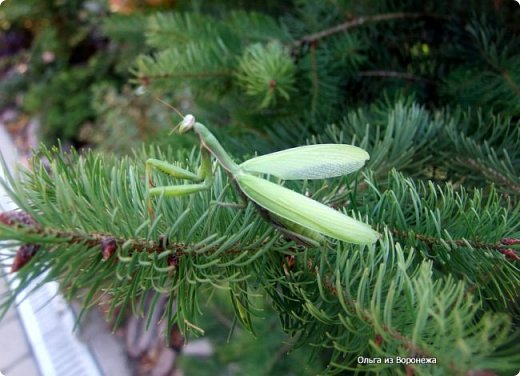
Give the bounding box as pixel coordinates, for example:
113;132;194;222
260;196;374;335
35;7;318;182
0;278;40;376
0;124;40;375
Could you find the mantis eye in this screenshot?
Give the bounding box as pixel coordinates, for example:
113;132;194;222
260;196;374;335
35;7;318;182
178;114;195;133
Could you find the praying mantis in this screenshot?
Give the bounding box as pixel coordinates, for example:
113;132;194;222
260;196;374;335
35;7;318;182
146;113;379;246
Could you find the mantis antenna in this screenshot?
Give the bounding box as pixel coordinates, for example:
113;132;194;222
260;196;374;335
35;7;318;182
152;95;184;118
151;95;187;135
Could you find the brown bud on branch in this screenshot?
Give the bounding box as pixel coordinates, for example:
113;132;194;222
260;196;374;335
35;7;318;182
101;237;117;260
0;210;36;227
500;238;520;246
11;244;41;272
168;254;179;268
499;248;520;261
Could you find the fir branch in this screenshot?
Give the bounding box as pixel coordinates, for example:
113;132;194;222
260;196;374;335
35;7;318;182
136;70;234;84
464;262;508;298
441;19;520;115
318;271;443;363
278;239;518;374
462;158;520;194
357;70;434;84
389;227;518;255
502;69;520;98
0;219;291;260
309;42;319;115
293;12;447;47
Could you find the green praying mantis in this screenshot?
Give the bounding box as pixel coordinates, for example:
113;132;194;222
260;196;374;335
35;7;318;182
146;113;379;246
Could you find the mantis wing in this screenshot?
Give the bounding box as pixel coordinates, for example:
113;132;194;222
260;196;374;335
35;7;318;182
239;144;369;180
236;174;379;244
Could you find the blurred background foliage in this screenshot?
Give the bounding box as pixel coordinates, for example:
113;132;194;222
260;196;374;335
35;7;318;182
1;0;518;148
1;0;519;375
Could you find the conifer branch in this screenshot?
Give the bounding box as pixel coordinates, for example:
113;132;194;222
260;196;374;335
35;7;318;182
293;12;448;47
309;43;319;115
137;70;234;85
389;227;519;256
5;214;516;269
0;219;293;261
502;70;520;98
357;70;434;84
318;273;441;362
462;158;520;194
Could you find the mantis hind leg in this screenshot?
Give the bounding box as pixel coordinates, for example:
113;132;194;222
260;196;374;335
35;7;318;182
209;179;248;209
252;203;323;247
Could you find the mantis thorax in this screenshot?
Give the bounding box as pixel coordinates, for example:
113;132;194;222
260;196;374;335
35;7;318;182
193;122;241;175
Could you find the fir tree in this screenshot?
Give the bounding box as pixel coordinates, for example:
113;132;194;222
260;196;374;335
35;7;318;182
1;1;519;375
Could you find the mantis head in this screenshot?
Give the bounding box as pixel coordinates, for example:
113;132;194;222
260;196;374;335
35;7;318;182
150;95;194;135
177;114;196;134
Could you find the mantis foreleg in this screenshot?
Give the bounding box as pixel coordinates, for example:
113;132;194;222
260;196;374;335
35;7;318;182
146;160;200;186
147;148;214;217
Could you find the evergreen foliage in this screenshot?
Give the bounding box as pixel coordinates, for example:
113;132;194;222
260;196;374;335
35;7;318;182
0;0;124;142
1;0;520;375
